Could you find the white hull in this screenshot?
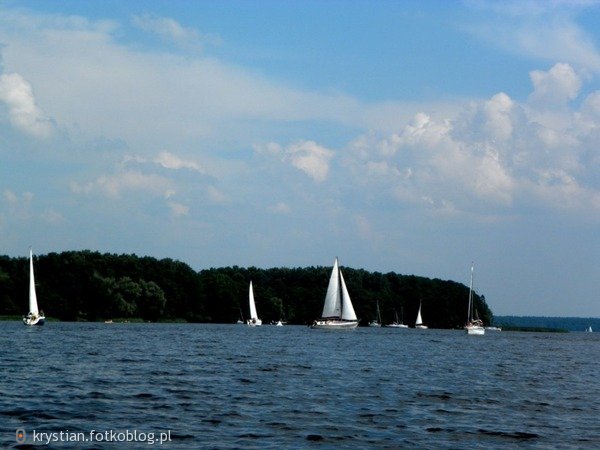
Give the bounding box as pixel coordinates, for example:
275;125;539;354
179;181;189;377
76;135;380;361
386;323;409;328
23;315;45;326
369;321;381;327
247;318;262;327
311;319;358;329
466;325;485;335
485;326;502;331
275;320;283;326
415;324;428;329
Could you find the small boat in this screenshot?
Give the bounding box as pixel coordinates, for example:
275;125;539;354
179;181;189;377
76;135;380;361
485;326;502;331
414;299;428;329
236;307;244;324
465;264;484;335
246;281;262;326
311;258;358;329
23;248;45;326
369;300;382;327
275;320;283;327
386;308;408;328
586;326;593;333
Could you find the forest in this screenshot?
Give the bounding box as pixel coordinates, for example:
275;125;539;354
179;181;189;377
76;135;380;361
0;251;493;327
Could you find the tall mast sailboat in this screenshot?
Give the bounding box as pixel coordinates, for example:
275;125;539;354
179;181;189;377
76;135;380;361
311;258;358;329
23;248;45;326
246;281;262;326
465;264;484;335
414;299;428;329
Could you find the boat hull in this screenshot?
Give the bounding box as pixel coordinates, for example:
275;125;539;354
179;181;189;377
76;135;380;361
311;319;358;329
466;325;485;335
386;323;409;328
23;316;45;326
247;319;262;327
415;325;428;329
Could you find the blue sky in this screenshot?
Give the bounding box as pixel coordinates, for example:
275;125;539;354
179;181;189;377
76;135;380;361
1;0;599;317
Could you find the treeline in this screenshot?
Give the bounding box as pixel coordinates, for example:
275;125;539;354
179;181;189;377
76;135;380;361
0;251;493;327
495;316;597;332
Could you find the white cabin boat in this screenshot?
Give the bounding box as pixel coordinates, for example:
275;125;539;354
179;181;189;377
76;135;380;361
23;248;45;326
465;264;484;335
414;300;428;329
311;258;358;329
246;281;262;326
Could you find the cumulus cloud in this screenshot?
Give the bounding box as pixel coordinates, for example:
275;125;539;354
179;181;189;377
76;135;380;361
257;140;334;182
285;141;334;183
528;63;582;107
0;73;53;137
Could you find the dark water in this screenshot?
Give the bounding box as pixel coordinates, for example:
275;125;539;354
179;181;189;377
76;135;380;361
1;322;599;449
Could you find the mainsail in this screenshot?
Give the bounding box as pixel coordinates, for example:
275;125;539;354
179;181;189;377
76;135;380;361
29;248;39;316
321;258;341;318
249;281;258;320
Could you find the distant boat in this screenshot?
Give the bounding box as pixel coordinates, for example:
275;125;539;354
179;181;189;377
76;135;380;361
465;264;484;336
311;258;358;329
485;326;502;331
275;320;283;327
369;300;382;327
386;308;408;328
586;326;593;333
414;299;428;329
236;307;244;324
23;248;45;326
246;281;262;326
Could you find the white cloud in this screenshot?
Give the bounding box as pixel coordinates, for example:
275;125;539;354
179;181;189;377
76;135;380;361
207;185;229;204
168;202;190;217
0;72;53;137
528;63;582;107
70;171;172;199
465;3;600;74
3;190;19;204
284;141;334;183
483;92;514;141
132;13;221;50
153;151;204;172
267;202;291;214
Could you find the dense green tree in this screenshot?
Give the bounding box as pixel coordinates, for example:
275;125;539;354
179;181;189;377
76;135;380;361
0;251;493;326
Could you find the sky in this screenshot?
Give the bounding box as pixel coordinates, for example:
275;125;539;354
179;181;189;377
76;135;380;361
1;0;599;317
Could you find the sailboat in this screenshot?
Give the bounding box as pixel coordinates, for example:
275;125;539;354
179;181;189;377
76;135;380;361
311;258;358;329
586;326;593;333
236;308;244;324
386;308;409;328
369;300;382;327
23;248;45;326
246;281;262;326
414;299;428;329
465;264;484;335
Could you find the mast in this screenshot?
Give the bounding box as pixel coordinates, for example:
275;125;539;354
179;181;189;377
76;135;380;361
467;263;474;323
29;248;39;315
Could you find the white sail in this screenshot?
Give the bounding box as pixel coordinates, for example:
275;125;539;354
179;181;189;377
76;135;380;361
321;258;341;318
339;271;357;321
29;248;39;316
415;304;423;326
311;258;358;329
249;281;258;320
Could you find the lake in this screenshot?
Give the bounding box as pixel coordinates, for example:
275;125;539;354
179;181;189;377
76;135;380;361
1;322;599;448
